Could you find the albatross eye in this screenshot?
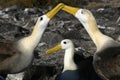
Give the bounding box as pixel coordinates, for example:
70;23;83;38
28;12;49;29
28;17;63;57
63;41;67;44
40;17;43;21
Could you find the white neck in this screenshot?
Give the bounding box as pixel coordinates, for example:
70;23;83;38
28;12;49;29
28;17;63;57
82;21;113;50
75;11;113;50
18;15;49;52
63;47;77;72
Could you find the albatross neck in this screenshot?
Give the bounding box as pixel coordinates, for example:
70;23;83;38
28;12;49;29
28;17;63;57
83;21;113;50
19;17;49;51
63;47;77;72
29;20;48;48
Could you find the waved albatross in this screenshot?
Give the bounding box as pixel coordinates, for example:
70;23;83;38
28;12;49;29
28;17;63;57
0;3;64;75
46;39;82;80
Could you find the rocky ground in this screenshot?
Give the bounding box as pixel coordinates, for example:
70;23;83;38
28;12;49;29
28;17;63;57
0;2;120;80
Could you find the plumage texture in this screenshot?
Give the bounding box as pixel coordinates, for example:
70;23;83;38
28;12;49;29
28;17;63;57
94;41;120;80
0;40;19;72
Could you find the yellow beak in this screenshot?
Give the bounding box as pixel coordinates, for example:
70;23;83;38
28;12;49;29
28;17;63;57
62;4;80;16
46;3;64;19
46;44;62;55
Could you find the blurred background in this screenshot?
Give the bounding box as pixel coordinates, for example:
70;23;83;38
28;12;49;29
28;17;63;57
0;0;120;8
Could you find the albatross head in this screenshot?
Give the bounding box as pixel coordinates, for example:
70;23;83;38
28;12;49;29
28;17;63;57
35;3;64;28
62;5;96;26
46;39;73;54
61;39;73;49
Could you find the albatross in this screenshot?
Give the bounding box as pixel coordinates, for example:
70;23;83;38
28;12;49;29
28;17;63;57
61;4;120;80
46;39;82;80
0;3;64;75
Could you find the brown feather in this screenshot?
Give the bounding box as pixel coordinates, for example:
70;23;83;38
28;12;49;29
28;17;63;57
0;39;21;73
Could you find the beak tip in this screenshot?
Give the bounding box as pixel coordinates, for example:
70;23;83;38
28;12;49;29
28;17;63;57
46;3;64;19
46;51;49;55
46;50;51;55
58;3;64;6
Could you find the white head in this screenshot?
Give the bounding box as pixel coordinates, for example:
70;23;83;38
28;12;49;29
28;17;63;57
75;9;96;25
46;39;74;54
33;3;65;30
61;39;74;50
62;5;96;26
35;15;50;29
46;39;77;71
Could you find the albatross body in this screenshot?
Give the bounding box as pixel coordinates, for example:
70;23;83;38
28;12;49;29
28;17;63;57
46;39;82;80
62;5;120;80
0;3;64;74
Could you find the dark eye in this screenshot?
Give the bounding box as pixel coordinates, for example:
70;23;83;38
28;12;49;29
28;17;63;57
40;17;43;20
63;41;67;44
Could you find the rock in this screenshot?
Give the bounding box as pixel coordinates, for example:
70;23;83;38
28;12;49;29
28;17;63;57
3;5;19;12
0;22;30;40
6;72;24;80
23;65;60;80
34;32;63;65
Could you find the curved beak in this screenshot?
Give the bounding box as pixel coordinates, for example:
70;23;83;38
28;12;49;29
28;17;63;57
46;3;64;19
62;4;80;16
46;44;62;55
